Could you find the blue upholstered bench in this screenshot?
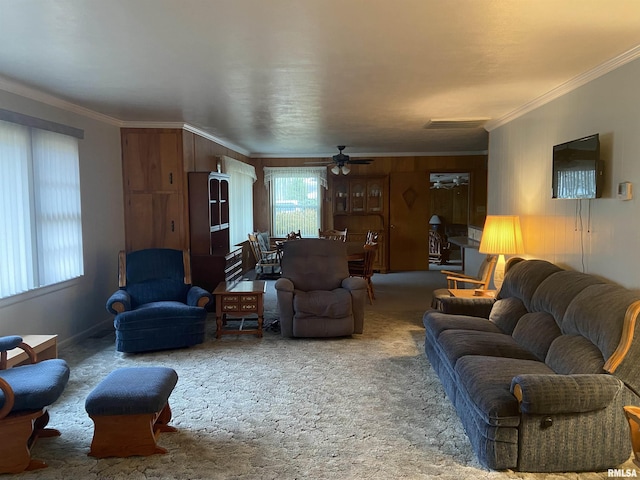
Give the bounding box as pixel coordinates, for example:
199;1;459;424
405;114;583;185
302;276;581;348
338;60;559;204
85;367;178;458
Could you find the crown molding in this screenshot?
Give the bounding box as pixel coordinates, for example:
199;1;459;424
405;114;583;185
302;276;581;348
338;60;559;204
252;150;487;159
0;74;123;126
485;44;640;132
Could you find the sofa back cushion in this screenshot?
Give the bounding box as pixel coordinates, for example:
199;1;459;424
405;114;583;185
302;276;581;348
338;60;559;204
512;312;561;362
489;297;529;335
497;259;563;311
529;270;606;329
545;335;606;374
563;284;638;360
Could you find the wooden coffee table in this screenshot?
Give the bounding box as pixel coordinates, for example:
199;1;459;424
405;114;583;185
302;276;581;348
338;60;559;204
213;281;267;338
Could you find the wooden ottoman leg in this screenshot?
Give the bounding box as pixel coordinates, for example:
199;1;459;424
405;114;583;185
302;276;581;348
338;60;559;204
89;402;176;458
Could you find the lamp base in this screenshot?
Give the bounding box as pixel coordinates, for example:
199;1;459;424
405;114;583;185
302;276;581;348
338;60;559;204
493;254;506;290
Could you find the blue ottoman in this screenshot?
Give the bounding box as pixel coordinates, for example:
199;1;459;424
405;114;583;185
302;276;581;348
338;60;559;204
85;367;178;458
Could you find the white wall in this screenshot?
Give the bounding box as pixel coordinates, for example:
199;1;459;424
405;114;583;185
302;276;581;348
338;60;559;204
0;89;124;346
488;57;640;289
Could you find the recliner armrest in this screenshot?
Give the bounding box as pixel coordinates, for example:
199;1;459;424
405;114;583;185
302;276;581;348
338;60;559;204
511;374;623;415
187;286;213;308
341;276;367;292
106;289;131;314
274;277;294;292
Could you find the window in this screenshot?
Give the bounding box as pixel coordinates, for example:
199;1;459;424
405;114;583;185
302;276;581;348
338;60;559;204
264;167;327;237
225;156;257;246
0;117;83;299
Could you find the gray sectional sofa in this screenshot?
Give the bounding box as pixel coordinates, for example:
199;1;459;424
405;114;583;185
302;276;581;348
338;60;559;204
423;258;640;472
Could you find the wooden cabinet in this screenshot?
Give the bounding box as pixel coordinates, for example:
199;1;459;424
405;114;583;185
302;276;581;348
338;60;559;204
188;172;241;292
331;175;389;272
121;128;190;252
188;172;230;256
333;177;386;215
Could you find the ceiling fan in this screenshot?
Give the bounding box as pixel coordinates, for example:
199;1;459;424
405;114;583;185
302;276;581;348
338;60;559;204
307;146;374;175
430;174;470;189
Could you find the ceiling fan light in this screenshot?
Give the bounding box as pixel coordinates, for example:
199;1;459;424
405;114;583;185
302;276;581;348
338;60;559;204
331;165;340;175
341;165;351;175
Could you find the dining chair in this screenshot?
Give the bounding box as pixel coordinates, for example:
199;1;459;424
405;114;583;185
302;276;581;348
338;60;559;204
318;228;348;242
348;242;378;304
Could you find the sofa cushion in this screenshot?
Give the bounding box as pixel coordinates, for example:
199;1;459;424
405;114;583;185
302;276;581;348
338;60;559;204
563;284;640;361
454;356;555;427
293;288;352;319
438;330;539;368
423;310;502;341
511;312;561;362
489;297;529;335
497;260;563;310
545;335;605;374
529;270;606;329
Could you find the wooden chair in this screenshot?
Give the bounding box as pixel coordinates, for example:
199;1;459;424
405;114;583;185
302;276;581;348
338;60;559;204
428;230;451;265
441;254;497;290
349;242;378;304
286;230;302;240
430;255;498;311
0;336;70;474
624;406;640;468
319;228;347;242
248;233;281;279
366;230;379;244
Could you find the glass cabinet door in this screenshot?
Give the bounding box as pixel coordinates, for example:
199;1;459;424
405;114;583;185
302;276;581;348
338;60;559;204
351;181;366;212
367;180;383;213
334;179;349;214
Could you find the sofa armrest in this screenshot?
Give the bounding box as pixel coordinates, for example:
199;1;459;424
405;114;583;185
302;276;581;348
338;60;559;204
106;289;131;314
511;374;624;415
187;286;213;308
437;296;494;319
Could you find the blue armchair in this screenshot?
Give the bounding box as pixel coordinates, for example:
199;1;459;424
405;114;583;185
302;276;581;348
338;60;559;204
106;249;213;353
0;336;70;474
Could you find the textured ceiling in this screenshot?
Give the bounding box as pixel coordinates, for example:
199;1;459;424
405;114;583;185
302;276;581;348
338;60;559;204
2;1;640;157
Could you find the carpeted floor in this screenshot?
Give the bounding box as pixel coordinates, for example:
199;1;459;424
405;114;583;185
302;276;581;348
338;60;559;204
14;271;633;479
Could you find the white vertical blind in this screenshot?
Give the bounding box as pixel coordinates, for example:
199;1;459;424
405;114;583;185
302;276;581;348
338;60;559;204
224;156;256;246
0;119;83;299
32;130;83;285
263;167;327;237
0;120;34;296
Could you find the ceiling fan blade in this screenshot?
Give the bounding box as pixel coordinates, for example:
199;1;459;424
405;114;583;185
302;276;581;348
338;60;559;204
347;159;373;164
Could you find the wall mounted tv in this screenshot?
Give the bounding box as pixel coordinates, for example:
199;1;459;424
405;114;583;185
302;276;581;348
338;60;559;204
552;133;603;199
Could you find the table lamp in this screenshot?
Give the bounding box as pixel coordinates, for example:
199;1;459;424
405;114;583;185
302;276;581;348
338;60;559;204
478;215;524;290
429;215;442;231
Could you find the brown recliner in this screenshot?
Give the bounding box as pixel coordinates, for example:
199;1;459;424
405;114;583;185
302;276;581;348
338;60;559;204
275;239;367;338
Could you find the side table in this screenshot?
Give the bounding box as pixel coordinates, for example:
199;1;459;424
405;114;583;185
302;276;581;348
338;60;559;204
448;289;496;299
212;280;267;338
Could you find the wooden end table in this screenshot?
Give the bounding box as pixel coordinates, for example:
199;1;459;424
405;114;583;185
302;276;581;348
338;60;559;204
213;281;267;338
448;289;496;299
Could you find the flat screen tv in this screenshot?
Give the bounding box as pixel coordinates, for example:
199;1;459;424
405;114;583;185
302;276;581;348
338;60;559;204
552;133;603;199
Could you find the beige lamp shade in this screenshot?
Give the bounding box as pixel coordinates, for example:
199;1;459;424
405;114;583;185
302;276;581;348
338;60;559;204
478;215;524;290
479;215;524;255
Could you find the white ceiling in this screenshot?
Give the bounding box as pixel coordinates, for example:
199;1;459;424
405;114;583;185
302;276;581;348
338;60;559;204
2;1;640;158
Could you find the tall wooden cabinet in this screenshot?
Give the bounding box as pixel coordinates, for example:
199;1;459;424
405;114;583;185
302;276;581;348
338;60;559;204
121;128;243;291
121;129;190;252
332;175;389;272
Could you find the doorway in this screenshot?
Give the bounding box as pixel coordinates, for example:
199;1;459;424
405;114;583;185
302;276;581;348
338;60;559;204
429;172;470;266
